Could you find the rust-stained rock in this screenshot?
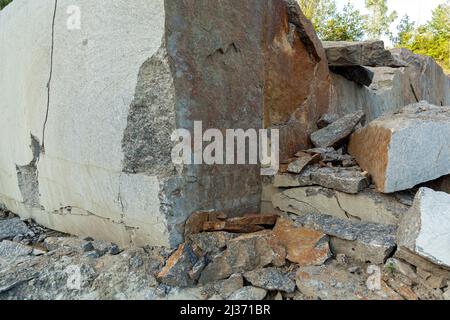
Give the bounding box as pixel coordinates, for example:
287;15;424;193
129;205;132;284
201;214;279;233
184;211;227;237
157;243;199;287
349;102;450;193
265;0;331;161
273;218;331;266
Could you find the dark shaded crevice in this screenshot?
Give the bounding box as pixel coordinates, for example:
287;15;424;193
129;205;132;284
41;0;58;153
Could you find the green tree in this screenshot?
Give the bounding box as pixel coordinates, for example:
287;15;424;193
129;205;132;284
393;15;416;46
394;1;450;73
298;0;366;41
319;2;365;41
364;0;398;40
0;0;12;10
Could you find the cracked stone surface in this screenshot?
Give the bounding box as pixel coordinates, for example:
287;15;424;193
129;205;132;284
0;0;334;248
273;185;408;225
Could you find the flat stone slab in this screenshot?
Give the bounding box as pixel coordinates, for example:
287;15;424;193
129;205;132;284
322;41;405;67
0;218;30;241
309;166;369;194
349;101;450;193
292;212;397;264
397;188;450;269
273;186;408;225
311;112;364;148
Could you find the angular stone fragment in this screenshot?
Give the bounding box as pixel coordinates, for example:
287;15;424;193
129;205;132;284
310;111;365;148
198;231;284;284
184;211;227;237
317;114;339;129
273;218;331;266
0;240;33;258
228;286;267;300
187;232;237;256
287;153;319;174
202;274;244;299
157;243;198;288
349;102;450;193
304;147;355;164
397;188;450;268
293;213;397;264
274;186;407;225
310;166;369;194
322;41;404;67
244;268;296;293
0;218;30;241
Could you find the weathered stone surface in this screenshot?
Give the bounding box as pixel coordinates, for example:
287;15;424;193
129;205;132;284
198;231;284;284
244;268;296;293
187;232;236;256
0;218;30;241
228;286;267;300
267;0;331;161
323;41;404;67
310;166;369;194
317;114;339;129
397;188;450;269
202;274;244;299
157;244;198;287
295;260;403;300
287;154;319;174
293;213;397;264
0;240;33;258
3;0;333;248
349;102;450;193
305;147;355;165
273;218;331;266
310;112;365;148
274;186;408;225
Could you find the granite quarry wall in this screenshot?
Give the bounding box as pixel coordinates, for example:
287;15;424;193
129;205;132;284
0;0;332;247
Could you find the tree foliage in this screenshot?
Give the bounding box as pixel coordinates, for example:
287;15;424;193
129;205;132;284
394;2;450;73
0;0;12;10
364;0;398;40
298;0;365;41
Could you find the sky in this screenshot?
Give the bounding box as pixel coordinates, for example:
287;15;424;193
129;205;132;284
335;0;447;44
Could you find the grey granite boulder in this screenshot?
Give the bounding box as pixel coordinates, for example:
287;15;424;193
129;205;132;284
397;188;450;268
349;102;450;193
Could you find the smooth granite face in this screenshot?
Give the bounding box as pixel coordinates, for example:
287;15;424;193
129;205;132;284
398;188;450;268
